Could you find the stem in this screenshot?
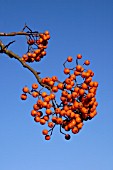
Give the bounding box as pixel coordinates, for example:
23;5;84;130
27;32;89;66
60;125;66;135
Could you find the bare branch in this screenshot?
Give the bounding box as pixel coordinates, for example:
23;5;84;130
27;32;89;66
0;31;39;37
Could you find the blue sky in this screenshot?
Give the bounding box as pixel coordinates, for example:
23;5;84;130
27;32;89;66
0;0;113;170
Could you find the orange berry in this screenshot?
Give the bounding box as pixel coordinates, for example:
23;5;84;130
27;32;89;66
76;65;82;72
27;39;35;45
32;53;36;58
57;117;63;124
81;72;86;78
60;110;66;116
46;34;50;40
67;94;72;99
66;84;72;90
76;117;82;123
34;49;41;55
64;125;70;131
32;83;38;89
46;103;52;109
62;90;68;97
31;110;37;117
65;78;71;84
37;99;43;106
33;104;40;110
70;81;74;86
64;68;70;75
77;122;83;129
70;112;75;118
71;92;78;98
68;123;74;129
40;118;46;125
32;91;39;98
63;105;69;111
45;135;51;140
44;30;50;35
44;96;51;102
94;101;98;107
77;54;82;59
72;127;79;134
93;81;98;87
84;60;90;65
81;107;88;114
69;74;76;80
74;70;81;76
85;77;92;84
70;119;76;126
52;86;58;92
67;56;73;62
89;112;96;118
49;93;55;100
22;54;29;61
34;116;40;122
82;83;88;90
43;115;49;121
22;86;29;93
35;56;41;62
42;129;48;135
52;117;57;123
41;92;47;98
75;114;80;118
46;109;52;115
55;108;61;114
41;51;46;56
39;33;44;38
74;87;80;93
60;96;66;102
66;110;71;117
57;83;64;90
86;93;94;99
73;101;79;109
42;101;48;108
52;76;58;82
79;89;85;96
48;80;54;86
27;52;32;57
65;134;71;140
20;94;27;100
85;72;90;78
48;122;54;128
89;81;94;87
43;77;51;83
42;35;48;41
37;111;43;117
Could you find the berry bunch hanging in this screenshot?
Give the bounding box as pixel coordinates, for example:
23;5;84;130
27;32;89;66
0;25;98;141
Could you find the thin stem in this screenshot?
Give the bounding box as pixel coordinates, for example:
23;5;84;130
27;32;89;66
60;125;66;135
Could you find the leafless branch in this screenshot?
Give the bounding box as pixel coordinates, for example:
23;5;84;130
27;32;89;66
0;31;39;37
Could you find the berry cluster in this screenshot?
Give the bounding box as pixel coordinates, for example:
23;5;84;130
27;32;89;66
22;31;50;62
21;54;98;140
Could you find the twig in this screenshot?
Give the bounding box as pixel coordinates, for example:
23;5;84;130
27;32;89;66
3;40;15;50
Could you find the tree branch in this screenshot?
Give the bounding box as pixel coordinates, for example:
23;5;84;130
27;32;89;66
0;40;51;90
0;31;39;37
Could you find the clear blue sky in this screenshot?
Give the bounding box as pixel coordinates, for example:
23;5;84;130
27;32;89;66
0;0;113;170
